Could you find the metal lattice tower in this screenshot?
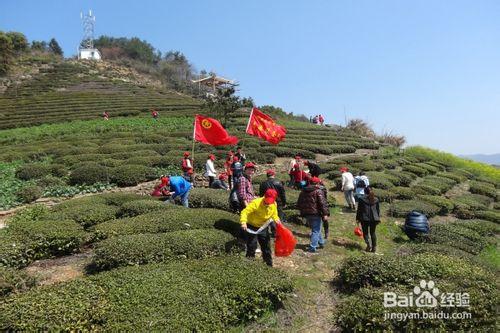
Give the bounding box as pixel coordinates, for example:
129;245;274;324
80;10;95;49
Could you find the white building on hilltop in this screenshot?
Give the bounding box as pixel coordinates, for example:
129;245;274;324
78;48;101;60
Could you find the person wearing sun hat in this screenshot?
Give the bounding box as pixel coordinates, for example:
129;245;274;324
259;169;287;222
297;176;330;253
181;151;193;183
240;188;282;266
162;175;192;208
341;167;355;210
237;162;257;208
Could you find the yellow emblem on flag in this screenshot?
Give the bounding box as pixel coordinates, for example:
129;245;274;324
201;119;212;129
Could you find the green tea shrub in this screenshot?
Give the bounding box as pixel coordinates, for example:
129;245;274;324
365;172;395;189
0;267;37;298
469;181;497;199
452;194;492;211
372;188;395;203
125;156;162;167
15;163;50;180
94;208;240;238
402;164;428;177
334;282;496;332
0;258;293;331
69;162;110;185
98;192;149;206
15;185;43;203
36;175;66;188
258;146;315;159
416;162;440;174
49;164;68;177
418;175;457;193
110;164;155;186
91;229;238;271
411;184;442;196
474;210;500;224
51;204;119;228
0;219;88;268
436;171;466;183
417;195;454;215
391;187;417;200
337;253;494;290
118;199;171;217
388;200;440;217
189;188;230;211
386;170;416;186
421;222;487;254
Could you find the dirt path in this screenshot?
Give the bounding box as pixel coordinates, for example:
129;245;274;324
24;250;93;286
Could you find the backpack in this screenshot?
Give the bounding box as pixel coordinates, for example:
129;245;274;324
356;179;366;188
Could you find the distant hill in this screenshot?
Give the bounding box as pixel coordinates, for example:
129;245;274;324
460;153;500;165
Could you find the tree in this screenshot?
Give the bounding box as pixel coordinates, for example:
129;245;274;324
6;32;28;52
205;87;252;127
31;40;47;51
48;38;63;56
0;32;14;75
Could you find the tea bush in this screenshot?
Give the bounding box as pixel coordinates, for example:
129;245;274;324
0;219;88;268
452;193;492;211
0;258;293;331
411;184;442;196
421;222;487;254
391;186;417;200
385;170;416;187
51;203;119;228
417;195;455;215
372;188;395;203
474;210;500;224
15;185;43;203
418;175;457;194
189;188;230;211
436;171;466;183
118;199;169;217
365;172;395;190
388;200;440;217
15;163;51;180
69;162;110;185
337;253;494;290
99;192;149;206
402;164;428;177
91;229;238;271
110;164;156;186
94;208;240;238
0;267;37;298
469;181;497;199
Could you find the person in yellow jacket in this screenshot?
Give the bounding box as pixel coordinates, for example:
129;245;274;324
240;188;282;266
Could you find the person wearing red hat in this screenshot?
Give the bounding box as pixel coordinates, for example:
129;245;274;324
288;154;302;187
181;152;193;183
231;156;243;181
259;169;286;223
237;162;256;209
224;151;234;189
151;175;170;197
210;173;229;190
341;167;355;210
297;176;330;253
240;188;282;266
205;154;217;187
162;175;192;208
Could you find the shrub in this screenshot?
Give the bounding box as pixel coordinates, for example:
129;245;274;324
0;219;88;268
420;222;487;254
402;164;428;177
69;163;110;185
469;181;497;199
94;208;240;238
418;175;457;194
0;267;37;298
189;188;230;211
15;185;43;203
452;194;492;211
0;258;293;331
52;204;119;228
91;229;238;271
417;195;455;215
474;210;500;224
365;172;395;190
388;200;440;217
391;186;417;200
15;163;50;180
99;192;149;206
118;199;169;217
49;164;68;177
258;146;315;159
36;175;66;188
436;171;466;183
372;188;395;203
411;184;442;196
415;162;440;174
110;164;155;186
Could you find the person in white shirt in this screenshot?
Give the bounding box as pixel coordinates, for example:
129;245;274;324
341;167;356;210
205;154;217;187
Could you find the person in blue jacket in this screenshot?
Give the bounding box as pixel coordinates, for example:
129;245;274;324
164;175;192;208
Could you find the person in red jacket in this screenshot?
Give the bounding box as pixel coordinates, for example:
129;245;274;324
151;176;170;197
181;152;194;183
151;109;159;120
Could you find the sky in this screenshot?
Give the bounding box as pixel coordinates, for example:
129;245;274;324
1;0;499;155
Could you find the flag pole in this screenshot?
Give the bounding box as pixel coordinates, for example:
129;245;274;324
192;116;197;161
245;107;254;134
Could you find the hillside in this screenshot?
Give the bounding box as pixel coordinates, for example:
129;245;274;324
0;56;201;129
0;60;499;332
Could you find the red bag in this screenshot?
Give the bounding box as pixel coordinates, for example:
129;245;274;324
354;226;363;237
275;223;297;257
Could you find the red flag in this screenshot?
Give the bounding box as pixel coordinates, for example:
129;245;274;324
246;107;286;144
194;115;238;146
